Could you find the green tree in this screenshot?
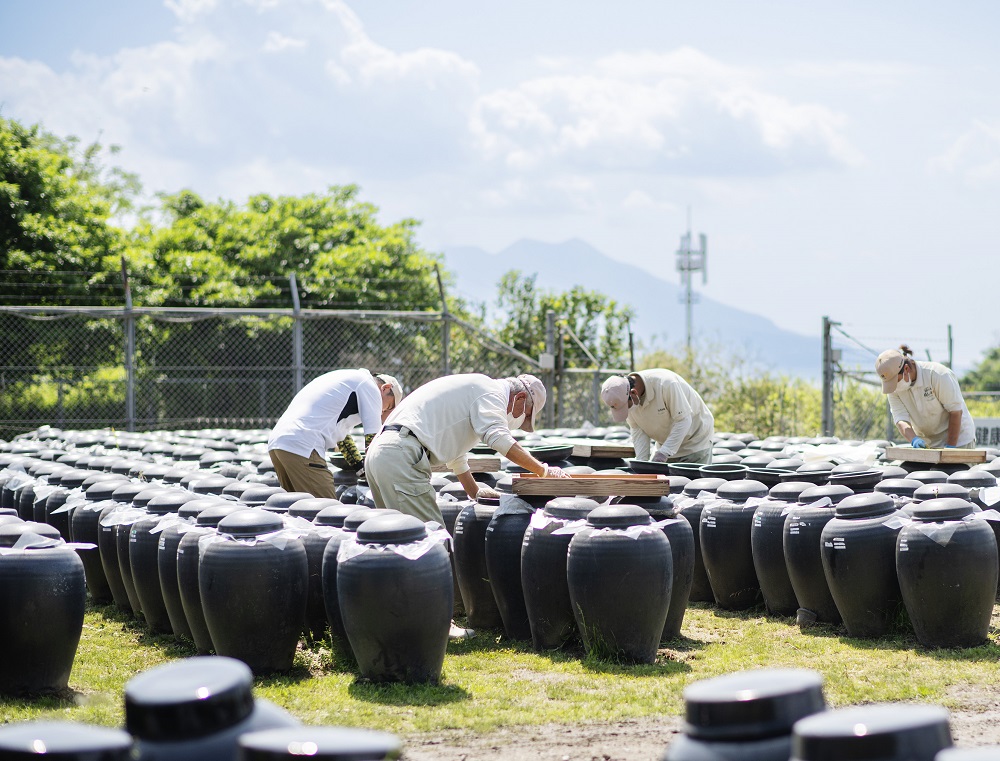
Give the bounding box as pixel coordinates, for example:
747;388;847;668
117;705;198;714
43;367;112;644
962;346;1000;393
493;270;634;368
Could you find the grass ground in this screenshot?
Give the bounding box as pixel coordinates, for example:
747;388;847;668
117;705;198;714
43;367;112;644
4;601;1000;736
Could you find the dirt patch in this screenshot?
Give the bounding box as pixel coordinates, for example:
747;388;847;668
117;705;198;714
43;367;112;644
401;687;1000;760
402;716;682;761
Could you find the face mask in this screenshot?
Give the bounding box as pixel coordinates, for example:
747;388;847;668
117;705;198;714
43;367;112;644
507;411;526;431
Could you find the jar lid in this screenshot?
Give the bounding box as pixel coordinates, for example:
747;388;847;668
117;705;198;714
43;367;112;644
111;483;147;504
833;492;896;518
543;497;600;520
827;469;883;488
130;463;172;480
58;469;92;489
791;704;951;760
716;480;769;502
767;458;805;470
145;490;198;515
907;470;949;485
217;509;284;537
238;727;402;761
162;467;194;484
196;505;245;527
178;498;229;520
0;720;132;759
85;478;131;501
357;514;427;545
0;522;62;548
133;487;170;509
314;505;359;528
909;498;976;522
874;478;922;498
189;475;237;495
683;668;825;741
125;656;255;741
265;492;314;512
343;508;392;532
682;478;726;497
948;470;997;489
913;483;970;502
799;484;854;505
768;482;814;503
586;505;651;529
239;486;285;507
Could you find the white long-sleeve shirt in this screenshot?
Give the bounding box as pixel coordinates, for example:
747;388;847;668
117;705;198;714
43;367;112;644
382;373;515;475
268;368;383;458
888;361;975;448
626;369;715;460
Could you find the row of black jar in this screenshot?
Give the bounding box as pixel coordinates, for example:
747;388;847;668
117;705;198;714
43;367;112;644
0;656;401;761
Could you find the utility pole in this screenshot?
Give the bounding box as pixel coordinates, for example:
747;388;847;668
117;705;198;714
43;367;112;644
676;212;707;356
821;316;841;437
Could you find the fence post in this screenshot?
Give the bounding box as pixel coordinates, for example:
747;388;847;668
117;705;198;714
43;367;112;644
290;273;303;393
121;257;136;432
435;266;450;376
593;369;600;424
544;310;556;428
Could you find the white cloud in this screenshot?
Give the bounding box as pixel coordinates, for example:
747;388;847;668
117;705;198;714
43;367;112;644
164;0;219;23
262;32;307;53
470;47;861;178
929;120;1000;186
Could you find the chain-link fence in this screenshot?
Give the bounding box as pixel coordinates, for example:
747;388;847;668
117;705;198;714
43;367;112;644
0;306;622;437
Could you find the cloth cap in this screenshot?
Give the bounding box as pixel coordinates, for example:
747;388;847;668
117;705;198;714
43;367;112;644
875;350;905;394
601;376;631;423
374;374;404;407
515;374;546;429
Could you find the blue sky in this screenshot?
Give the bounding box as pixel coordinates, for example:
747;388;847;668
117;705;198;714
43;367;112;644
2;1;998;371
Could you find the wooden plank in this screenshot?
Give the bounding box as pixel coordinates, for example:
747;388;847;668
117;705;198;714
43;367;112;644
511;473;670;497
431;456;501;473
544;437;635;459
884;446;987;464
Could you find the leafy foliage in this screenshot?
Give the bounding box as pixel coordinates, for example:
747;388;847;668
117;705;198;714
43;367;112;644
962;345;1000;393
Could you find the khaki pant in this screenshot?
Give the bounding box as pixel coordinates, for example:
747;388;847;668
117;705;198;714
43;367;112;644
365;429;444;525
667;445;714;465
268;448;337;499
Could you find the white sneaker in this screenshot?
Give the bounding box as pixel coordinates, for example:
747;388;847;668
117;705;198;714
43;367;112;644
449;622;476;639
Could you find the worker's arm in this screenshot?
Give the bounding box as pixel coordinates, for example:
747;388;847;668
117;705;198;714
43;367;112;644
895;420;917;444
946;410;963;447
503;442;570;477
458;470;481;499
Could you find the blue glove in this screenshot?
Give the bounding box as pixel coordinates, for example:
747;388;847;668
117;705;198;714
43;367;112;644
911;437;927;449
945;445;956;448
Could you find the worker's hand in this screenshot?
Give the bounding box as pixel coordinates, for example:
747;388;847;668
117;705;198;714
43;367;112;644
945;444;957;449
911;437;927;449
543;465;571;479
650;451;669;463
476;486;501;500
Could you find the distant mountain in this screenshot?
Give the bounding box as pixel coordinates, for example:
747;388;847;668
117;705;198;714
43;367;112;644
442;239;855;379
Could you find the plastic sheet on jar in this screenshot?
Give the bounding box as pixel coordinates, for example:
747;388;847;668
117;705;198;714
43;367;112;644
497;494;535;516
79;499;118;514
882;515;911;531
0;532;96;554
910;520;961;547
969;508;1000;523
980;487;1000;508
575;520;677;540
336;527;451;563
781;496;833;517
199;528;304;552
50;495;89;515
99;507;147;527
147;514;187;535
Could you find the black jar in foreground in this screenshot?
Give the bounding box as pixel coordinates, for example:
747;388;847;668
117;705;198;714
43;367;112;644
791;704;952;761
567;505;671;664
663;668;826;761
126;656;299;761
200;511;308;674
338;514;452;683
0;720;132;760
0;523;87;695
238;727;402;761
521;497;599;650
821;493;908;638
937;748;1000;760
897;499;998;648
453;497;503;629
